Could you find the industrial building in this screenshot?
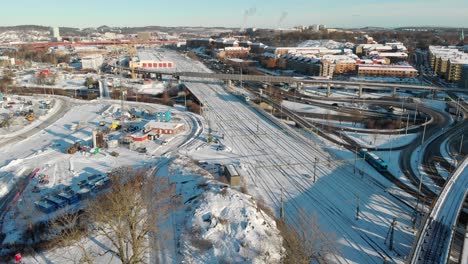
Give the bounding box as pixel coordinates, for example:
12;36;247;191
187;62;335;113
81;54;104;71
129;50;174;70
357;64;418;77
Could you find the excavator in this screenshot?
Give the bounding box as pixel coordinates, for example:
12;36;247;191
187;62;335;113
25;113;35;121
109;121;121;130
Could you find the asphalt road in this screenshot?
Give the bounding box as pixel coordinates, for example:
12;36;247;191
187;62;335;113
0;97;71;148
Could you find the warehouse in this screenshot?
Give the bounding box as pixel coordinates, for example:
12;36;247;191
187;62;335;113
129;50;174;70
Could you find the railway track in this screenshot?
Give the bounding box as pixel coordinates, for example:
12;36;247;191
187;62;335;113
185;79;415;262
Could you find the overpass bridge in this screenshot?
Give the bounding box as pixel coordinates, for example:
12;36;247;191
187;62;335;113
3;40;178;49
409;157;468;264
110;64;467;97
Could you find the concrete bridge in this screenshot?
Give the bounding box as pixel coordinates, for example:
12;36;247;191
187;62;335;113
110;64;467;97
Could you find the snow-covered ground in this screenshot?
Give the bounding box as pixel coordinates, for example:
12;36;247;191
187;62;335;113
282;100;348;115
180;181;282;263
156;49;417;263
0;99;193;246
0;96;59;136
3;48;429;263
346;132;418;149
22;155;283;264
302;86;423;99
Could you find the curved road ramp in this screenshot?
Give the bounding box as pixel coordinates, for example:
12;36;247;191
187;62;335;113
409;157;468;264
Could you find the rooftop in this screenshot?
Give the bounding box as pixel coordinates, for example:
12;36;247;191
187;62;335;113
145;120;183;130
137;50;166;62
430;46;468;65
358;64;418;72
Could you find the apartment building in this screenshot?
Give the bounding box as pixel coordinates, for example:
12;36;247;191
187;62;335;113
429;46;468;82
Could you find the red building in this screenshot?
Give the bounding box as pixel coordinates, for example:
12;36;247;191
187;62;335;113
130;133;148;142
144;121;184;135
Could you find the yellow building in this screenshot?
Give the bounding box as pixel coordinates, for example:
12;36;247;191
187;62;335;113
429;46;468;82
446;59;468;82
357;65;418;77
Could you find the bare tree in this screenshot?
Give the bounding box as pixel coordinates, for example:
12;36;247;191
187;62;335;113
87;168;178;264
278;209;339;264
49;211;94;264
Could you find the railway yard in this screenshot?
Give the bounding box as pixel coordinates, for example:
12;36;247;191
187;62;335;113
0;47;467;263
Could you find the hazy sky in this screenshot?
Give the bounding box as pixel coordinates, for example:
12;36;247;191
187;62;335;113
2;0;468;28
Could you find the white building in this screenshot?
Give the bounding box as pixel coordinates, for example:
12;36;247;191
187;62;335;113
51;27;61;42
81;55;104;71
311;24;320;32
129;50;175;71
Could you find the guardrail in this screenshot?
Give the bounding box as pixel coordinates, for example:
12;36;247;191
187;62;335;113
408;156;468;263
110;63;468;93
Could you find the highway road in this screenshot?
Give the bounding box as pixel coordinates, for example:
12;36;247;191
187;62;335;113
273;89;449;198
110;63;468;93
153;48;418;262
0;97;71;149
409;157;468;264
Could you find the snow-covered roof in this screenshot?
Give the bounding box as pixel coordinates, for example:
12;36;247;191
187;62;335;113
145;120;183;130
376;52;408;58
137;50;167;62
358;64;418;72
322;54;358;63
430;46;468;64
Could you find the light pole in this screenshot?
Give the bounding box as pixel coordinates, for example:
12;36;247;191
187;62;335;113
405;113;410;135
353;147;357;176
459;134;464;156
421;116;428;145
413;103;418;124
313;157;318;183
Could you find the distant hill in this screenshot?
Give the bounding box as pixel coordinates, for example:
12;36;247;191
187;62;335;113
0;25;50;32
0;25;235;36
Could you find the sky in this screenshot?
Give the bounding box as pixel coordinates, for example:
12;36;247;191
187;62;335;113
2;0;468;29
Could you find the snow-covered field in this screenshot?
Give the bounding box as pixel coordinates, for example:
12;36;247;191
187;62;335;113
0;99;193;247
0;96;59;136
2;48;430;263
346;131;418;149
159;49;416;263
282;100;347;115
